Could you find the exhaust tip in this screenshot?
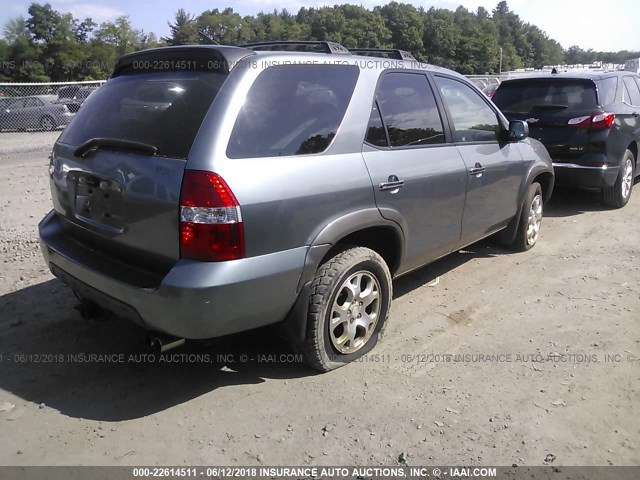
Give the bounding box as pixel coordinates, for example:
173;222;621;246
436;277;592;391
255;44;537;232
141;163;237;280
148;334;186;353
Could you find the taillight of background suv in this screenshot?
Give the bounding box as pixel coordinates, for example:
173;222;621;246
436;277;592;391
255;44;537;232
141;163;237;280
567;112;615;129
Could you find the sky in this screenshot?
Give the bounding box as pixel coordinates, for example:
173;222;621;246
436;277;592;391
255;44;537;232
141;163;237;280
1;0;639;52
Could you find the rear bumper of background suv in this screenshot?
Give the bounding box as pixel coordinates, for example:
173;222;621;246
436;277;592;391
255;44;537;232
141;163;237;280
39;210;306;339
552;153;619;189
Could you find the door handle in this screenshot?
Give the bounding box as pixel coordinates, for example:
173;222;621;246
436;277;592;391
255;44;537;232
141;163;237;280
379;175;404;191
469;162;485;177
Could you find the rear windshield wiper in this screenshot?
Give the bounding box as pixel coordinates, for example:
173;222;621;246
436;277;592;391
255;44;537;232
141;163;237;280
531;104;568;111
74;138;158;158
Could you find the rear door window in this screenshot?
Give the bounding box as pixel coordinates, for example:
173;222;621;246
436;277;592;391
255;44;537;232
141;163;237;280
59;71;227;159
493;79;598;113
372;72;446;148
227;65;359;158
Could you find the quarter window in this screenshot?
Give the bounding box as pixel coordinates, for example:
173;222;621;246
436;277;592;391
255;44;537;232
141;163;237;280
374;73;445;148
435;76;500;143
598;77;618;106
365;102;388;147
622;77;640;106
227;65;359;158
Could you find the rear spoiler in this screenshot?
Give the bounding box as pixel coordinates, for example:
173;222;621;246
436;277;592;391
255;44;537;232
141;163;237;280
112;45;255;77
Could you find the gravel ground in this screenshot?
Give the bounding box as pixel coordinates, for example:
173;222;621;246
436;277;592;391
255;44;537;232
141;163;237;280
0;133;638;467
0;131;59;156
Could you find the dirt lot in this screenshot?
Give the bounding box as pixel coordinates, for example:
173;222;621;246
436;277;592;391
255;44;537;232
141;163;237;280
0;132;638;467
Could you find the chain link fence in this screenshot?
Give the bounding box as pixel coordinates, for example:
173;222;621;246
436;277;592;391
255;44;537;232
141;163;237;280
0;81;106;133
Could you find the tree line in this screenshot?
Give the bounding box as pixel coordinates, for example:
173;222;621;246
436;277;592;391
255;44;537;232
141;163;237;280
1;1;638;82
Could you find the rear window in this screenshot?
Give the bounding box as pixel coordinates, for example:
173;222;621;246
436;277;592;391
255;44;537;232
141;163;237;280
59;71;226;159
493;79;598;113
227;65;359;159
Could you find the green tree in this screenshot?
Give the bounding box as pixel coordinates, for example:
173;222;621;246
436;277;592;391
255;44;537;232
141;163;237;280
377;2;424;54
450;6;500;74
164;9;198;45
95;16;144;57
6;0;640;83
3;16;29;43
339;5;390;48
197;8;254;45
422;7;460;67
304;7;347;43
565;45;584;64
296;5;390;48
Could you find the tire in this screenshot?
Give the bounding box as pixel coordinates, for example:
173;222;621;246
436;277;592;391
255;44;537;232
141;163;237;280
302;247;392;372
40;115;55;131
603;149;635;208
511;182;543;252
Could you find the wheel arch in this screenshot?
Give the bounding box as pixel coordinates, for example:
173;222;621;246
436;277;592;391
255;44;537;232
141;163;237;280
299;208;405;290
532;171;554;203
281;211;404;349
627;141;638;167
319;226;403;276
498;165;553;245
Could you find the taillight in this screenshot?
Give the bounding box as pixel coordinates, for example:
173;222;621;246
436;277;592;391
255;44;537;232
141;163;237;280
179;170;244;261
568;113;615;129
592;112;615;129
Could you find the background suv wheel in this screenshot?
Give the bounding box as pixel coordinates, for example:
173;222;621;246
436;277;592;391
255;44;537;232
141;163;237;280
603;149;635;208
302;247;392;372
40;115;55;131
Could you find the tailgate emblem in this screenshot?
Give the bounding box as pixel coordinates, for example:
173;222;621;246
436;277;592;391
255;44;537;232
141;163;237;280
526;117;539;124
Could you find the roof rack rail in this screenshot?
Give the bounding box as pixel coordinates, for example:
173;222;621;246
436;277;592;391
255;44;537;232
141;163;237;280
240;41;350;55
348;48;417;62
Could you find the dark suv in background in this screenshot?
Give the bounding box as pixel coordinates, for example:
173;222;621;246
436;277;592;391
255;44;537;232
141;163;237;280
493;72;640;208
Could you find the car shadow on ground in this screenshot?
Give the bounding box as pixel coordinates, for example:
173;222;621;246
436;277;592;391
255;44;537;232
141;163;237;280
0;279;312;421
544;181;640;217
393;238;503;299
0;241;513;422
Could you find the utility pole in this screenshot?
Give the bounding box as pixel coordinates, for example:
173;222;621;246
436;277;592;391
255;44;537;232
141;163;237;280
499;47;503;75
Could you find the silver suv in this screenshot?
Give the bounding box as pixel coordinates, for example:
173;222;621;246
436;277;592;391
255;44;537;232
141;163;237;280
39;42;554;371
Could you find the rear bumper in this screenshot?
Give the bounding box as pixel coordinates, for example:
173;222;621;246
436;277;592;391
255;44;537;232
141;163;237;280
552;154;619;188
39;211;307;339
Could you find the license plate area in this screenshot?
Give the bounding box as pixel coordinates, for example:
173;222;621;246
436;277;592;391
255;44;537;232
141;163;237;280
70;171;125;231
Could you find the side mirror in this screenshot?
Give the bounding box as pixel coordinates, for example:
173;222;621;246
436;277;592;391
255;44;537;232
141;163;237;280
508;120;529;141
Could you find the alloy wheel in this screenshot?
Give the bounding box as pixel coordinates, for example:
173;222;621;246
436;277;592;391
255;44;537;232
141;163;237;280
329;270;381;354
526;194;543;246
41;116;54;131
621;158;633;200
